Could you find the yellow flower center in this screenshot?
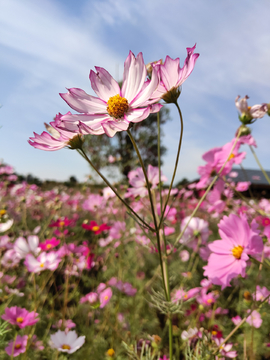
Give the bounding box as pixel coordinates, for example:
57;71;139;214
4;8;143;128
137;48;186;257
62;344;71;350
59;221;65;227
15;344;22;349
46;244;52;249
212;330;217;336
0;209;6;216
104;295;109;300
40;263;44;268
228;153;235;160
107;348;115;356
207;298;213;304
16;317;24;323
232;245;244;259
92;226;100;232
107;94;129;119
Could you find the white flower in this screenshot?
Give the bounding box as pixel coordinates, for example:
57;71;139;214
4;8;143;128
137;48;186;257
181;327;198;340
14;236;40;259
0;220;13;233
50;330;85;354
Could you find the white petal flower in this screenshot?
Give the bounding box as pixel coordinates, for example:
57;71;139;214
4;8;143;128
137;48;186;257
50;330;85;354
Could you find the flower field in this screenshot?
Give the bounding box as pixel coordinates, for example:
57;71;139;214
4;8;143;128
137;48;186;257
1;47;270;359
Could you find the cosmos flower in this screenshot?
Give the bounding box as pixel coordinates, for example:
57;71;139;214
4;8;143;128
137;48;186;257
203;214;263;289
5;335;28;357
2;306;39;328
82;220;110;234
235;95;268;124
150;44;199;103
59;51;162;138
50;330;85;354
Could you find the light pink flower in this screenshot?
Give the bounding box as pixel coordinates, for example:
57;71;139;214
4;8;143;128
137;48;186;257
25;251;60;273
29;113;80;151
246;310;262;328
214;338;237;358
254;286;270;303
180;216;209;250
235;95;268;123
150;45;199;102
59;51;162;138
80;292;99;304
1;249;20;268
125;165;167;198
231;315;242;325
99;287;113;308
2;306;39;328
203;214;263;289
5;335;28;357
14;235;40;258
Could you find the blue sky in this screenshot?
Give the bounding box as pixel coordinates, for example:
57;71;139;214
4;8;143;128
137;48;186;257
1;0;270;183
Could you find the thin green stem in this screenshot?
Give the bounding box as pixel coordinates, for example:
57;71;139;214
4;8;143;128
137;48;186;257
157;111;163;211
174;133;241;249
77;148;154;232
249;145;270;185
127;130;167;297
159;102;184;228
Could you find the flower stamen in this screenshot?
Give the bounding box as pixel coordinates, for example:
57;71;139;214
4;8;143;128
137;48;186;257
232;245;244;259
107;94;129;119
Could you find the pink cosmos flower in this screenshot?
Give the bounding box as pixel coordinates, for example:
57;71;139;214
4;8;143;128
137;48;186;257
1;249;20;268
231;315;242;325
196;138;246;189
150;44;199;102
59;51;162;138
2;306;39;328
254;286;270;303
25;251;61;273
80;292;99;304
99;287;113;308
203;214;263;289
235;181;250;192
125;165;167;198
214;338;237;358
39;237;60;251
82;220;110;234
28;113;80;151
246;310;262;328
5;335;28;357
180;216;209;250
235;95;268;123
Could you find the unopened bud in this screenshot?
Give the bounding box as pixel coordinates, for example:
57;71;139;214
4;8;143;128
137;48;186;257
235;125;251;137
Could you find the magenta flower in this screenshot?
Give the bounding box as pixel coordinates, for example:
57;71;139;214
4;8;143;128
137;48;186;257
203;214;263;289
2;306;39;328
99;287;113;308
82;220;110;234
59;51;162;138
235;181;250;192
5;335;28;357
39;237;60;251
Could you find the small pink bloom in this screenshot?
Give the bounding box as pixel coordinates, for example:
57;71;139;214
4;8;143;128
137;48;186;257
5;335;28;357
231;315;242;325
99;287;113;308
236;181;250;192
39;237;60;251
80;292;98;304
246;310;262;328
214;337;237;358
2;306;39;328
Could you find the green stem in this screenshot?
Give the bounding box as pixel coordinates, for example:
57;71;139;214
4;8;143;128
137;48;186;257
249;145;270;185
127;130;168;297
77;148;154;232
159;102;184;228
157;111;163;212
